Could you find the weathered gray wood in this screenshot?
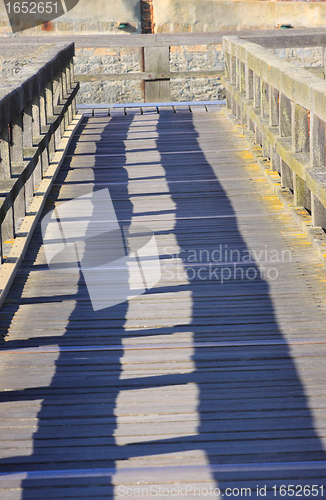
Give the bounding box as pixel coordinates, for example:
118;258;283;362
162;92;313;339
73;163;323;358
293;173;311;210
223;36;326;228
22;102;33;149
311;193;326;229
269;85;279;127
1;110;326;497
143;46;171;103
292;102;309;153
0;125;11;179
279;92;292;138
253;73;261;109
2;29;326;49
261;79;269;118
310;113;325;168
76;70;225;82
10;114;23;165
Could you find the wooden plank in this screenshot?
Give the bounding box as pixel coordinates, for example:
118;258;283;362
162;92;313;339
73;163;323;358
75;70;225;82
144;46;171;103
0;29;325;48
1;109;326;497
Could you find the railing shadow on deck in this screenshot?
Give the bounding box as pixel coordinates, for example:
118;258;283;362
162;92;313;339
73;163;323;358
0;109;325;498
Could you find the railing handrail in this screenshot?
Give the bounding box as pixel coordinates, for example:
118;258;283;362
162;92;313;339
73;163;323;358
2;29;326;48
0;43;75;134
0;42;79;266
222;33;326;235
223;35;326;123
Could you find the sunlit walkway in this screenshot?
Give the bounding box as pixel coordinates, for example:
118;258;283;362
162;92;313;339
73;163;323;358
1;105;326;499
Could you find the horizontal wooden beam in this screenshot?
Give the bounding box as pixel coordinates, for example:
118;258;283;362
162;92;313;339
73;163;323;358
75;70;225;83
2;28;326;49
243;30;326;49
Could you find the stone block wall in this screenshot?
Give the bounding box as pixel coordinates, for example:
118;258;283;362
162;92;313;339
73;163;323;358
74;44;226;103
273;47;324;68
169;44;225;101
75;47;142;103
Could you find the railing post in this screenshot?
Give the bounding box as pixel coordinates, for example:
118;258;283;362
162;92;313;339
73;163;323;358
245;67;254;132
291;103;311;210
59;73;65;137
246;67;253;101
253;74;261;109
310;114;325;168
292;103;309;153
66;64;73;123
143;46;171;103
270;147;280;174
294;175;311;211
261;80;269;118
239;62;246;94
32;95;42;189
70;61;76;117
39;89;49;176
53;74;63;149
22;103;34;212
45;80;55;157
225;52;230;81
1;198;14;245
10;114;24;165
269;86;279;127
230;55;237;85
0;125;13;253
280;160;293;190
279;93;292;138
312;194;326;229
0;126;11;179
62;67;70;130
11;113;26;233
23;103;33;149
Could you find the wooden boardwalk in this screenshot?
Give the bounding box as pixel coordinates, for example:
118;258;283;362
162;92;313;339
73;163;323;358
1;106;326;498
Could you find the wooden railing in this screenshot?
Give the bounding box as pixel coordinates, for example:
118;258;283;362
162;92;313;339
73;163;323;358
222;34;326;231
73;33;226;103
0;42;79;263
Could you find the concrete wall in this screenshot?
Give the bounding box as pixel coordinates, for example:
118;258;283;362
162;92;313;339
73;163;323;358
0;0;141;34
1;1;326;35
153;1;326;33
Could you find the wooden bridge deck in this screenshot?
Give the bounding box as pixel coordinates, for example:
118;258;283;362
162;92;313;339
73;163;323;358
1;106;326;498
